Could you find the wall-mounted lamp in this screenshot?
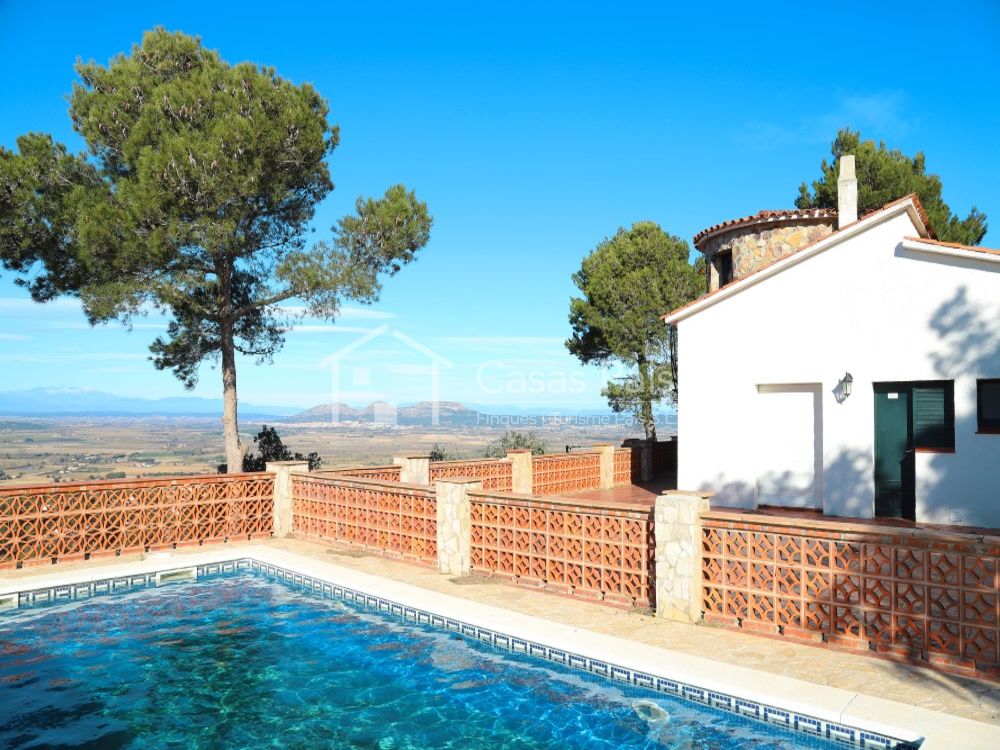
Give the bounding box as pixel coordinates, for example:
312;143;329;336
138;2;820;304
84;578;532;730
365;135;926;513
841;372;854;397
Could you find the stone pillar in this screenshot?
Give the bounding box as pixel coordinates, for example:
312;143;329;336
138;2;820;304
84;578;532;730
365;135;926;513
595;444;616;488
266;460;310;537
624;438;654;482
654;490;712;623
506;449;533;494
640;441;654;482
393;455;430;484
435;479;482;576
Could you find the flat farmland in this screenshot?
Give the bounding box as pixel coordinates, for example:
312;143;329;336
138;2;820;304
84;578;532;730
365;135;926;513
0;417;645;486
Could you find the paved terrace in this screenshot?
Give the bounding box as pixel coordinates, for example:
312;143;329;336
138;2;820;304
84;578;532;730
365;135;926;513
559;476;674;508
3;536;998;727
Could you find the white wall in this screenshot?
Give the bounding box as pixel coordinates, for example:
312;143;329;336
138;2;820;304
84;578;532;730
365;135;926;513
676;212;1000;526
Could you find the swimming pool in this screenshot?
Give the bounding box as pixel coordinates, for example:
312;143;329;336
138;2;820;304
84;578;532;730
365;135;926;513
0;564;861;750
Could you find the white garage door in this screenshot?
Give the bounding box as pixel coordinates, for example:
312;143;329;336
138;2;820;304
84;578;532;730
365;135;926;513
756;384;822;508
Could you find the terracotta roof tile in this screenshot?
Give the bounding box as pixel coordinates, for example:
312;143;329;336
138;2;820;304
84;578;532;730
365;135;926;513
692;208;838;249
903;236;1000;257
857;193;935;239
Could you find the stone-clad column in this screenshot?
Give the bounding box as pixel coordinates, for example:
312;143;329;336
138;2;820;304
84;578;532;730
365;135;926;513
435;479;482;576
623;438;654;482
506;450;533;494
595;444;616;488
393;455;430;484
639;441;654;482
654;490;712;622
266;460;310;537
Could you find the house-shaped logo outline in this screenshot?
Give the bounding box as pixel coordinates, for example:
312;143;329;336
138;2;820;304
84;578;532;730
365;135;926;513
319;324;453;426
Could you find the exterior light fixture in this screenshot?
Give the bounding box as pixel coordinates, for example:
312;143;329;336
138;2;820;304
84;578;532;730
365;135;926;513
842;372;854;397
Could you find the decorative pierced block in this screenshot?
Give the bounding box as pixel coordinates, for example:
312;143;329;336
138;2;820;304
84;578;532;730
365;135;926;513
700;516;1000;677
530;453;602;495
329;466;402;482
469;492;653;607
291;476;436;563
430;460;514;493
0;474;274;568
613;449;637;485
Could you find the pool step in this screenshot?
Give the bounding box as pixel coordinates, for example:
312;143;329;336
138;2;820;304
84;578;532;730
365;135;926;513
0;593;17;611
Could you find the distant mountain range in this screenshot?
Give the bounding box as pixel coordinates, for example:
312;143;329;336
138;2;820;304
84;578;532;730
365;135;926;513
0;388;300;417
287;400;481;425
287;400;676;428
0;388;676;428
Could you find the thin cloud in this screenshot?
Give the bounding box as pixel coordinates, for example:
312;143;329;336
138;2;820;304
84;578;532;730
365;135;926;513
49;321;168;331
384;364;434;376
0;352;148;364
441;335;565;346
738;91;913;151
275;305;396;321
0;333;30;341
285;325;377;335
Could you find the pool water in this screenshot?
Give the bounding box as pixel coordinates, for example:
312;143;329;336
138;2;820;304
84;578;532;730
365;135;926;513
0;572;845;749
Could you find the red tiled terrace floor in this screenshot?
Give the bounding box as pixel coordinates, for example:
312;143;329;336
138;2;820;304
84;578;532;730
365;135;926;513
559;475;676;509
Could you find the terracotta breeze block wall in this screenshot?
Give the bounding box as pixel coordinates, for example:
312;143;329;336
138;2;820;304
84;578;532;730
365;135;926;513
291;474;436;564
701;511;1000;678
326;465;402;482
469;491;654;608
0;473;275;569
613;449;637;485
430;459;513;493
531;452;602;495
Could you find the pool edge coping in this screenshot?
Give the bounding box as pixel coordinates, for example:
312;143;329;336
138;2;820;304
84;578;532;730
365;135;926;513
2;545;997;750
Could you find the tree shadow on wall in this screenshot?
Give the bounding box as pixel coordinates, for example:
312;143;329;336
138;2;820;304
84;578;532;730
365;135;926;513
925;284;1000;525
693;281;1000;713
698;447;873;517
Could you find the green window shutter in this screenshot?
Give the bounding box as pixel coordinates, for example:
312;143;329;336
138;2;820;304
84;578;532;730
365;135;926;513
913;383;954;449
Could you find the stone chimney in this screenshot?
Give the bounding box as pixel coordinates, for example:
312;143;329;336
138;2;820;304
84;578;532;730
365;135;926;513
837;154;857;228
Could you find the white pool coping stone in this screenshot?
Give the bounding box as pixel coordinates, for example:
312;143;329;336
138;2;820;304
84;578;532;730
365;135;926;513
2;545;998;750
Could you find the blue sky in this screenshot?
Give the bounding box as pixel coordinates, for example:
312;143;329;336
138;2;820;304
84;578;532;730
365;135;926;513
1;1;998;410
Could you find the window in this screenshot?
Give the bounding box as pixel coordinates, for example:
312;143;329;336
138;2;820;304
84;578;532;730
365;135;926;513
978;379;1000;433
715;251;733;287
912;381;954;451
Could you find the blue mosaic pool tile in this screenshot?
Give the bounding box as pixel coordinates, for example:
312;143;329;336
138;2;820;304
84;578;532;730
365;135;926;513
796;715;824;736
735;699;761;719
632;672;655;690
709;691;734;711
764;706;792;729
826;724;857;745
859;731;894;750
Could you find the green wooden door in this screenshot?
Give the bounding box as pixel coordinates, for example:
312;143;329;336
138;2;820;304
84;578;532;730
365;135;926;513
873;384;915;519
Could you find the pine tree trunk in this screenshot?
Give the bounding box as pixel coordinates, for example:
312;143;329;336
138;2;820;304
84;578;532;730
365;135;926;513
638;358;658;442
220;319;243;473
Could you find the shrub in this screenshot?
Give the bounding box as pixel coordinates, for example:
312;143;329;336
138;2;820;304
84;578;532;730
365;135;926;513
483;431;546;457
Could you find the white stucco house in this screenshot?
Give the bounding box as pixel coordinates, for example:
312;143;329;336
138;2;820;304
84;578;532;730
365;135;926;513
664;157;1000;527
